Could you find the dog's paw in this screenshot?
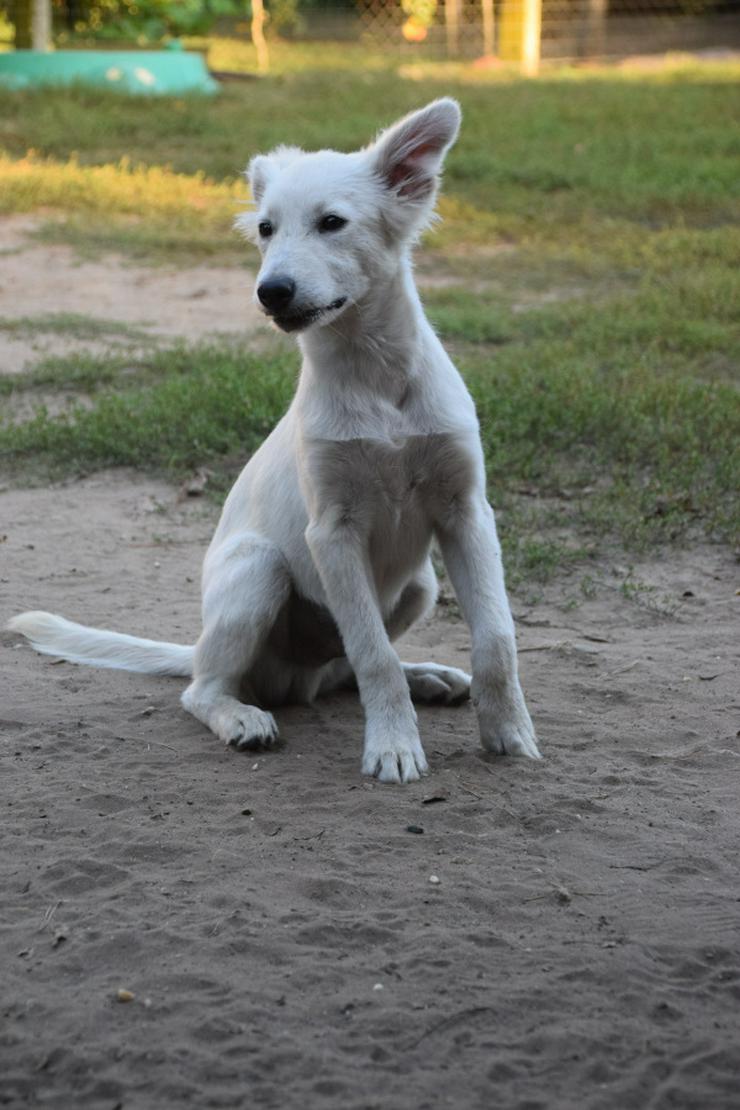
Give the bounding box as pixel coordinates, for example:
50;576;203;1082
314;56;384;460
404;662;471;706
477;697;540;759
222;706;279;751
362;727;429;784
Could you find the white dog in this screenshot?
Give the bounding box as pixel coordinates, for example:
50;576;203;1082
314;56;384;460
9;99;540;783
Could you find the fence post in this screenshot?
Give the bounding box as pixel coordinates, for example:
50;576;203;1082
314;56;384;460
445;0;461;56
584;0;608;57
481;0;495;56
499;0;542;74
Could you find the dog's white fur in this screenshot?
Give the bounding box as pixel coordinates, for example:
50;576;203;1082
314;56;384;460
8;99;540;783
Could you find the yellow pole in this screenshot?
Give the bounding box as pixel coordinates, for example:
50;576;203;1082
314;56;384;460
499;0;542;74
522;0;541;74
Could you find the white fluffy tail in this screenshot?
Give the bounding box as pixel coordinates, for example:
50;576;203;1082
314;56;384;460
7;611;194;676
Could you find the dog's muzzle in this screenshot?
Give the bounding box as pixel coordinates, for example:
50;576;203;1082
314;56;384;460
260;292;348;334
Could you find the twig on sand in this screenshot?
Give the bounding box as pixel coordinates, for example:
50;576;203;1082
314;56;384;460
35;899;61;933
457;779;484;799
600;660;641;680
524;880;598;904
113;734;179;755
608;857;672;872
406;1006;496;1051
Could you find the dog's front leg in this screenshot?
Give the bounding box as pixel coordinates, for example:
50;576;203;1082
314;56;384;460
437;496;540;759
306;517;427;784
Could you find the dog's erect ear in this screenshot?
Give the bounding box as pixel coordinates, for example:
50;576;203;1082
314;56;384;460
247;154;273;205
238;145;303;241
369;98;461;203
247;145;303;205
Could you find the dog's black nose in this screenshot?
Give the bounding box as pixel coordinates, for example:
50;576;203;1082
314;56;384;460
257;276;296;312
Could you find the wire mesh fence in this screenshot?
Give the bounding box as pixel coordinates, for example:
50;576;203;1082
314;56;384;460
10;0;740;67
292;0;740;63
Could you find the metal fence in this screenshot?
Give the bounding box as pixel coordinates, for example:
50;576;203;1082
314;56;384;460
290;0;740;64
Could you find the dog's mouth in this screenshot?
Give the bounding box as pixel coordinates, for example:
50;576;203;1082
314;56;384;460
268;298;348;334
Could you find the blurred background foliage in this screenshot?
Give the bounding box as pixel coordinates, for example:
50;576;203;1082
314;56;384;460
1;0;326;43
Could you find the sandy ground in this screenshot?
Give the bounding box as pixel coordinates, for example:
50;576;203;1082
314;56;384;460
1;221;739;1108
0;216;264;376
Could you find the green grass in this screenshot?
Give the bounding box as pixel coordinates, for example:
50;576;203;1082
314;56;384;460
1;63;738;256
26;212;247;264
0;312;151;343
0;343;295;482
0;52;738;571
0;353;125;396
1;63;737;217
0;351;150;396
1;315;736;547
0;314;159;397
0;150;250;262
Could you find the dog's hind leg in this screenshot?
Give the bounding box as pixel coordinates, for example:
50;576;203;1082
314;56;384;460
318;558;470;705
181;533;291;750
389;558;472;706
316;563;436;696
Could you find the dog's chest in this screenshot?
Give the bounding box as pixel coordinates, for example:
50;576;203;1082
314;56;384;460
308;432;473;534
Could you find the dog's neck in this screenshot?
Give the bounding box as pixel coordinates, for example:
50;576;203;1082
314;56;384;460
298;256;424;403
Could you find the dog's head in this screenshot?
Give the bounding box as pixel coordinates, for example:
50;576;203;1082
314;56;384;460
237;99;461;334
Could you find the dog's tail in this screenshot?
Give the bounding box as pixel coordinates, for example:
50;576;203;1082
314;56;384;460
7;611;194;677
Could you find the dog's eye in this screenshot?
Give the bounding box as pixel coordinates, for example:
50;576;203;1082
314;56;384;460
258;220;273;238
318;214;347;233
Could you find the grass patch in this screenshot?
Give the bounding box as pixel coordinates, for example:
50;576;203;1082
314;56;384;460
1;330;736;548
2;66;738;262
0;352;137;396
427;255;740;377
0;342;295;480
0;151;250;262
425;288;514;345
2;71;737;224
0;151;245;217
471;349;738;542
0;312;152;343
27;212;247;264
501;533;592;594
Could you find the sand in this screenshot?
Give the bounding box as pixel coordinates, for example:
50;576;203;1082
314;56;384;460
1;221;739;1109
0;215;264;378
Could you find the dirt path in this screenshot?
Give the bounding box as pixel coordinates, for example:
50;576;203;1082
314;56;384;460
0;215;264;375
1;225;738;1109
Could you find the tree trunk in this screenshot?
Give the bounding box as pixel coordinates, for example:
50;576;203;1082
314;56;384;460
32;0;52;50
251;0;269;74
